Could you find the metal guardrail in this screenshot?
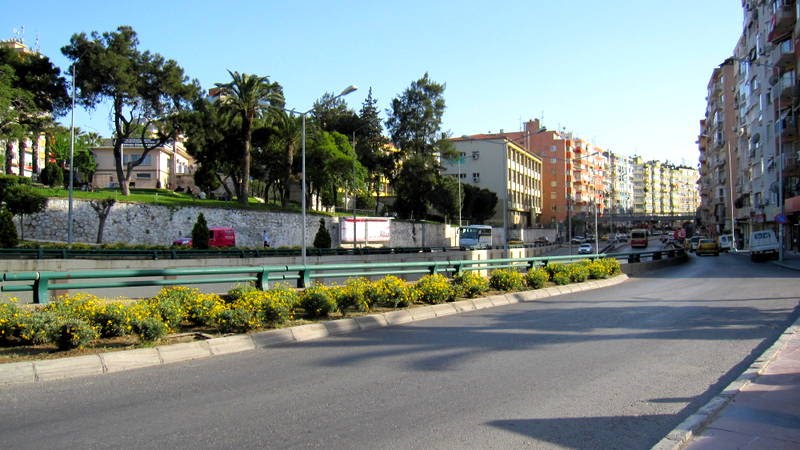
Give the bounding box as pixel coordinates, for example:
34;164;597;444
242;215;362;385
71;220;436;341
0;246;455;260
0;249;685;304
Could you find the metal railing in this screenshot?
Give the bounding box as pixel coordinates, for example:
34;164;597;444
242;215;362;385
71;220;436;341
0;249;685;304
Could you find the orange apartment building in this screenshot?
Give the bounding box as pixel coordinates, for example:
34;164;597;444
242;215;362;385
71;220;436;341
491;120;606;229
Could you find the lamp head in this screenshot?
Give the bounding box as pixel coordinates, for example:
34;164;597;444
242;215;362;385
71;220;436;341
340;85;358;96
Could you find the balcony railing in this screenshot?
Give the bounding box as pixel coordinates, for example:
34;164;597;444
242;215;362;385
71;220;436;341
768;2;796;43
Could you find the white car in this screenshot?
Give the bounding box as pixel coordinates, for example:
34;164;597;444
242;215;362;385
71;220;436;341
578;243;594;254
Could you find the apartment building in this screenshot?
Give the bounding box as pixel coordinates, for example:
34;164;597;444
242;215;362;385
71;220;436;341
700;0;800;251
604;151;634;216
444;136;542;228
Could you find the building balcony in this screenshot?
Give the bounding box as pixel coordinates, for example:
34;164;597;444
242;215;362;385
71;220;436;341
777;71;797;104
770;38;795;70
769;2;797;43
780;115;798;139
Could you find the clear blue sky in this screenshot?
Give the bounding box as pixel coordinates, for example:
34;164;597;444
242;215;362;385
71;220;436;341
3;0;741;165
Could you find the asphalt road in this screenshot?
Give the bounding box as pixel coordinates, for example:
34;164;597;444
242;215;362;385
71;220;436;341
1;253;798;449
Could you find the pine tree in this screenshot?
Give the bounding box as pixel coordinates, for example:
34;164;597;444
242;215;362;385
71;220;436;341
191;213;210;249
313;218;331;248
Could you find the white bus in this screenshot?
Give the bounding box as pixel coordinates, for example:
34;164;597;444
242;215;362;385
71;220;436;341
459;225;493;249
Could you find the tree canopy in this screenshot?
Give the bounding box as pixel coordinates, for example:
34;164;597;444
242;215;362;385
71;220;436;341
61;26;200;195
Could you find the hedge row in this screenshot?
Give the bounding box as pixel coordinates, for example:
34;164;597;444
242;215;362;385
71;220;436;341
0;258;621;352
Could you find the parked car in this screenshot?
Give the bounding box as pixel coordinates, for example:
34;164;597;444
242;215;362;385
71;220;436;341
749;230;779;261
718;234;733;252
578;243;594;254
534;236;551;246
172;227;237;248
687;235;705;252
571;235;586;244
696;239;720;256
615;233;628;242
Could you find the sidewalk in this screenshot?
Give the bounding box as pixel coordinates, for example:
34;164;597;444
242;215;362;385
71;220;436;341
654;252;800;450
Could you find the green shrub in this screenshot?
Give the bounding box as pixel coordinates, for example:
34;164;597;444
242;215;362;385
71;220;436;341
54;318;97;350
414;273;455;304
147;288;189;331
14;310;57;345
91;302;131;338
367;276;413;308
525;266;550;289
336;278;371;315
183;293;226;327
191;213;210;249
0;302;21;344
0;207;18;248
300;284;338;318
39;162;64;188
600;257;622;275
257;284;297;326
568;263;590;283
452;271;489;298
552;271;571;285
214;308;255;334
227;283;258;301
489;269;526;291
587;260;609;279
133;317;168;343
313;218;331;249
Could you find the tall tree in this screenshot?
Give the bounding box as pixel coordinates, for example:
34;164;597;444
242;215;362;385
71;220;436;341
385;73;453;219
306;130;363;209
0;45;69;178
62;26;200;196
311;92;358;133
269;110;302;206
214;70;284;205
355;88;390;214
461;184;498;224
46;127;99;187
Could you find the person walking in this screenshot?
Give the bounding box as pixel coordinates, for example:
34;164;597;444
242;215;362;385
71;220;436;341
262;230;271;248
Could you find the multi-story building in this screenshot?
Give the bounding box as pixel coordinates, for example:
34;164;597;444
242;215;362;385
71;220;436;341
91;138;196;191
604;151;634;216
1;39;49;179
700;0;800;251
443;136;542;229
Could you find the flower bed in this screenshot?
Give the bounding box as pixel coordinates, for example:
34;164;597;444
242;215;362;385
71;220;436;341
0;258;621;361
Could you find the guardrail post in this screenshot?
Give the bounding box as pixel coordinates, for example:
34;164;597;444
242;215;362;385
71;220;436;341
628;254;640;263
297;269;310;288
32;272;49;304
527;259;537;270
428;264;439;275
257;268;269;291
652;251;662;261
453;263;464;276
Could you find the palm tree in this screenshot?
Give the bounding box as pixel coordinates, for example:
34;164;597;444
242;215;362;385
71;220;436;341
272;110;301;206
215;71;284;205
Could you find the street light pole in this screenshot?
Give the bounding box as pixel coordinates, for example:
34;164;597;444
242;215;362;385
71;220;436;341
67;64;76;244
296;84;357;266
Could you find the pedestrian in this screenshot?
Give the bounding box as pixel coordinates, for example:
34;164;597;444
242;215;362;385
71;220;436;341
263;230;271;248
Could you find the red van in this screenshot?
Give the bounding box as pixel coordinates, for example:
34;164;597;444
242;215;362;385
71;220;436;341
172;227;236;247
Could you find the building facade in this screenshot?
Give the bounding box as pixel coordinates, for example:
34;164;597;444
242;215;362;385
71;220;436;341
91;138;196;191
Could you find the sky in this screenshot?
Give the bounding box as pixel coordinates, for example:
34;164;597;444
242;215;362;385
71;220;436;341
2;0;742;166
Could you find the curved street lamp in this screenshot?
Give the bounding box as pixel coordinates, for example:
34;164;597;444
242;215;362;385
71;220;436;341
286;85;357;267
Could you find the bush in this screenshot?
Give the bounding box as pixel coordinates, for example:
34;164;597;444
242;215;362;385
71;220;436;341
146;287;190;331
191;213;210;249
256;284;297;326
414;274;455;304
600;257;622;276
547;263;571;285
0;207;18;248
552;271;571;285
54;318;97;350
184;293;226;327
367;276;412;308
568;263;590;283
313;218;331;249
227;283;258;302
489;269;526;291
132;317;168;343
525;267;550;289
336;278;371;315
14;310;57;345
587;260;609;279
0;302;20;344
452;271;489;298
214;308;255;334
300;284;338;318
91;302;131;338
39;162;64;188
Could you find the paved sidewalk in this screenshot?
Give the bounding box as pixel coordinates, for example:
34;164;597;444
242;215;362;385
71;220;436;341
654;251;800;450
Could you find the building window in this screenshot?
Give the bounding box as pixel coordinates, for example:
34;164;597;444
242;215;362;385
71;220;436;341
136;173;152;179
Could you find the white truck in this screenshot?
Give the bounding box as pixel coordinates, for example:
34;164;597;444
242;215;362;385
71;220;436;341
749;230;779;261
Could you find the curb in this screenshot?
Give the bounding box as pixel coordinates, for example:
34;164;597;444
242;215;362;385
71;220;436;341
0;274;630;386
650;316;800;450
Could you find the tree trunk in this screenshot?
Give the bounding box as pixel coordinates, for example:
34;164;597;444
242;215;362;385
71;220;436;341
31;135;40;178
90;199;116;244
239;115;252;206
18;139;27;177
5;141;14;175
